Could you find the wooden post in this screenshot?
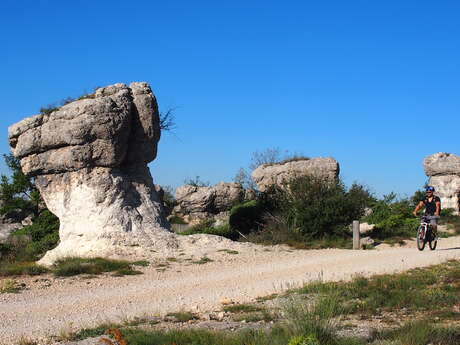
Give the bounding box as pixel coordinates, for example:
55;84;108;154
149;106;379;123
353;220;360;250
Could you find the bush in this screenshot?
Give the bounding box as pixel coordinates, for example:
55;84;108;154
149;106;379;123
229;200;264;234
180;220;239;240
364;193;419;240
7;210;60;261
260;176;371;240
0;154;60;264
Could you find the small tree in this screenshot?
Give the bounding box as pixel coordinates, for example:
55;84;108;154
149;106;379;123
0;154;41;219
0;154;60;261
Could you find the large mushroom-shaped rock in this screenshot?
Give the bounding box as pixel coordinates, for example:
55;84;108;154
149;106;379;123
8;82;175;265
173;182;245;224
424;152;460;215
251;157;340;192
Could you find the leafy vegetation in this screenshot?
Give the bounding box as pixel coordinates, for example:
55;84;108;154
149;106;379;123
237;176;371;248
0;154;60;267
0;279;24;293
179;220;239;240
49;260;460;345
229;200;264;235
363;192;420;242
0;261;48;276
223;303;263;313
297;259;460;315
51;257;142;277
166;312;197;322
191;256;213;265
0;154;41;219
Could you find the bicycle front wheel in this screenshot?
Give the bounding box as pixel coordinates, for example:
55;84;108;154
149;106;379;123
428;228;437;250
417;225;426;251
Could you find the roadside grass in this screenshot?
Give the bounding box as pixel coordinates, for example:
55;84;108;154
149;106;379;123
0;257;146;278
223;303;264;313
166;312;197;322
256;293;279;302
374;320;460;345
70;322;119;341
132;260;150;267
0;279;24;293
0;261;48;277
55;260;460;345
218;249;239;254
231;310;277;322
52;257;143;277
296;259;460;316
109;296;363;345
192;256;213;265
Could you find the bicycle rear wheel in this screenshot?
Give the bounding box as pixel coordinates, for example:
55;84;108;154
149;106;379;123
428;227;437;250
417;225;426;251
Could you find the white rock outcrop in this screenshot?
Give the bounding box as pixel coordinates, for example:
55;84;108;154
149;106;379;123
8;82;176;265
424;152;460;215
251;157;340;192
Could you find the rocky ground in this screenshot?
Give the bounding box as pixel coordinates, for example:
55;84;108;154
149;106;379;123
2;235;460;345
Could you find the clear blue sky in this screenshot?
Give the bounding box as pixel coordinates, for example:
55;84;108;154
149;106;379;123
1;1;459;197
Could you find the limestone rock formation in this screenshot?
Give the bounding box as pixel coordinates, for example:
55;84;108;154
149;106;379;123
251;157;340;192
424;152;460;215
8;82;175;265
173;182;245;224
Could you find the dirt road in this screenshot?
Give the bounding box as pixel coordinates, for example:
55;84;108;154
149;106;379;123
2;236;460;345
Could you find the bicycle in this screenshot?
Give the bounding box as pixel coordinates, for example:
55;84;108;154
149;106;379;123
416;216;437;251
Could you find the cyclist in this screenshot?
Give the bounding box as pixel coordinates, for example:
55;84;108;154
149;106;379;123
413;186;441;237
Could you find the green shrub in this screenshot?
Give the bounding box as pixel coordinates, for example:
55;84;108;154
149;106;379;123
0;154;41;219
223;304;263;313
180;220;239;240
376;320;460;345
288;335;320;345
229;200;264;234
52;257;139;277
255;176;371;243
364;193;420;241
4;210;60;262
0;154;60;265
0;262;48;276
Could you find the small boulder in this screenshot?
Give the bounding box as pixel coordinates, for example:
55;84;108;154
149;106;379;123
251;157;339;192
173;182;245;224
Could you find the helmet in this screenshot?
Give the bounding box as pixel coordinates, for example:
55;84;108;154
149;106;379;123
426;186;435;192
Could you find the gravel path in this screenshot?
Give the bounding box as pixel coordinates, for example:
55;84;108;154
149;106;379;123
2;236;460;345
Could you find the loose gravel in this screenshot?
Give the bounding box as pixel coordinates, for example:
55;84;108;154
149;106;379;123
2;235;460;345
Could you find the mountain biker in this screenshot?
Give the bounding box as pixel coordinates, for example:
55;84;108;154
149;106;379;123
413;186;441;237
